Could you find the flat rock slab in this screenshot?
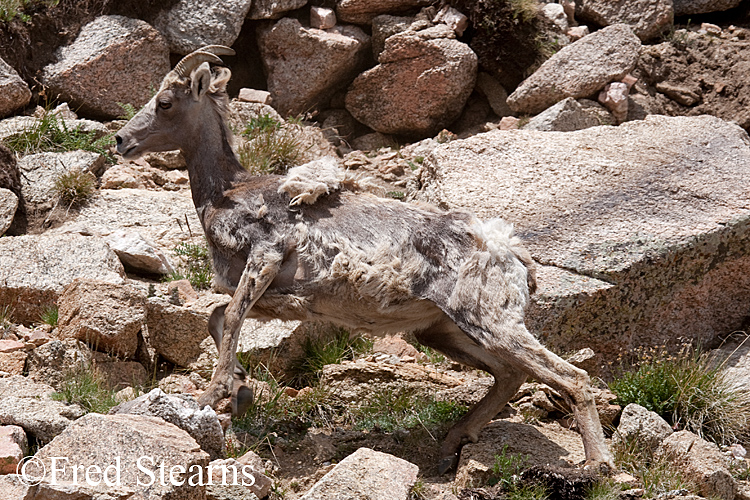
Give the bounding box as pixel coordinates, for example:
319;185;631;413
415;115;750;374
53;188;202;257
0;233;125;324
300;447;418;500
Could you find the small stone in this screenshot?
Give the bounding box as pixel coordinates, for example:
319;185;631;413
567;25;590;41
598;82;629;123
0;339;24;353
499;116;520;130
238;88;272;105
433;5;469;36
0;425;27;474
311;6;336;30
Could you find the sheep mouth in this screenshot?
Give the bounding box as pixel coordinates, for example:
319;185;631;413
119;145;138;158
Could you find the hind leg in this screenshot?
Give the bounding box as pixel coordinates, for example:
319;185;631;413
482;320;614;469
415;317;527;474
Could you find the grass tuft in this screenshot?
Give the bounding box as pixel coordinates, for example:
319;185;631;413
39;304;58;327
609;345;750;445
352;388;467;433
237;114;307;175
287;327;372;388
612;433;692;497
52;169;96;206
167;240;213;290
51;364;120;414
4;106;113;159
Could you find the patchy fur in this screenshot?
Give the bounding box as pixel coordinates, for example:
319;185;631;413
114;47;615;472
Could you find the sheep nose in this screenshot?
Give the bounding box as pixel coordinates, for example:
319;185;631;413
115;134;123;146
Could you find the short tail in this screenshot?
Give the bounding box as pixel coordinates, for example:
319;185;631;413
471;218;537;295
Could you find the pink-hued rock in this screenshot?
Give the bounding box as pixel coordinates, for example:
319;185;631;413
0;57;31;119
598;81;629;122
336;0;433;24
311;6;337;29
0;425;27;474
238;88;273;105
0;339;24;353
41;15;169;119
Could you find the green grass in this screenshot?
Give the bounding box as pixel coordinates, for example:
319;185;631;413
509;0;538;22
237;114;306;175
352;388;467;433
52;169;96;206
0;0;57;22
167;241;213;290
584;480;622;500
489;445;529;488
4;106;113;159
613;433;692;498
38;304;58;327
51;365;120;414
286;327;373;388
609;345;750;445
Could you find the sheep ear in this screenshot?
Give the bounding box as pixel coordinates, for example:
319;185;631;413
210;67;232;93
190;62;212;101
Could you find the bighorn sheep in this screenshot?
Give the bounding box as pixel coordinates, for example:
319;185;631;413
115;46;614;473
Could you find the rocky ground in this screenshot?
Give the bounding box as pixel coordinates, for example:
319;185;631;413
2;0;750;499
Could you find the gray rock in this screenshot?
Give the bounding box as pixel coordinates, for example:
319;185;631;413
207;457;272;499
248;0;307;20
336;0;433;24
0;475;35;499
105;229;175;275
575;0;673;41
614;403;673;452
57;280;146;359
26;339;93;390
656;431;736;500
542;3;569;32
300;447;418;500
41;15;169;119
673;0;743;15
414;115;750;375
112;388;225;460
0;233;125;324
51;188;202;259
145;296;212;368
507;24;641;115
0;395;85;444
346;25;477;137
18;150;105;206
523;97;603;132
713;334;750;390
311;6;337;30
0;57;31;119
258;18;371;117
155;0;252;54
35;413;210;500
0;187;18;235
475;72;512;118
371;14;413;60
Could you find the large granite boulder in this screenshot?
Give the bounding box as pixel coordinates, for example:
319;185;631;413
41;15;170;119
0;234;125;324
414;115;750;376
258;18;371;117
673;0;743;15
154;0;253;54
507;24;641;115
575;0;673;41
346;24;477;137
0;57;31;119
336;0;432;24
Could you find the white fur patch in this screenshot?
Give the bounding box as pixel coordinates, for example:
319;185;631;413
278;157;382;206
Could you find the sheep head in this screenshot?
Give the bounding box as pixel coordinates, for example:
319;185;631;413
115;45;235;159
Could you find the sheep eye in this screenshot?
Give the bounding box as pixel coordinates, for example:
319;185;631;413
158;101;172;110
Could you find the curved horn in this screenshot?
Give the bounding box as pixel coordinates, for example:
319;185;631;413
195;45;236;57
172;51;224;78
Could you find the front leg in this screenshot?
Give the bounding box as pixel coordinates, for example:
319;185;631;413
198;253;281;411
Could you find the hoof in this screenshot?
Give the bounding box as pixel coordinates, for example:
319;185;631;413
233;385;254;416
438;454;459;475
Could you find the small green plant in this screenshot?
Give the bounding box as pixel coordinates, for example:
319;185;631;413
0;0;55;22
352;388;467;433
387;191;405;200
4;107;113;158
509;0;538;23
489;445;528;488
238;114;306;175
51;365;119;414
610;345;750;445
287;327;372;388
39;304;58;327
52;169;97;207
410;479;427;500
0;304;12;328
612;433;692;497
117;102;138;121
584;480;621;500
169;240;213;290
